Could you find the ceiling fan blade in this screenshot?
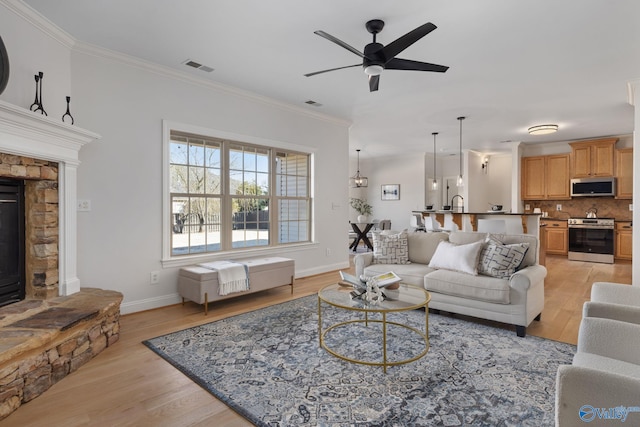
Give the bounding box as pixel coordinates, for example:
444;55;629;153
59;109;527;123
314;31;366;58
385;58;449;73
304;64;361;77
369;75;380;92
381;22;437;61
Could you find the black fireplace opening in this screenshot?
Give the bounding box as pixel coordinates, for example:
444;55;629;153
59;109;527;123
0;178;25;306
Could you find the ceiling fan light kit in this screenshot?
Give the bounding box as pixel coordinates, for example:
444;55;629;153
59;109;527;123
305;19;449;92
528;124;558;135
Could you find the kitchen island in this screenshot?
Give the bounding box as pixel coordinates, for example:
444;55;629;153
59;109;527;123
413;211;542;236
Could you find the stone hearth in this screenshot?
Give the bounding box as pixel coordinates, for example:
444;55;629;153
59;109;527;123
0;288;123;420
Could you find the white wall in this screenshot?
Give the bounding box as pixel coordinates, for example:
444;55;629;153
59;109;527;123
1;4;352;313
0;2;71;116
466;152;512;212
351;154;425;231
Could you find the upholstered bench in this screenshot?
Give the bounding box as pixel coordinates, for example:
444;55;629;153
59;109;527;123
178;256;295;314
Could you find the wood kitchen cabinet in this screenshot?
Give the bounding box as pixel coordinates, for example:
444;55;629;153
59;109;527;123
615;221;632;260
569;138;617;178
541;219;568;255
521;154;571;200
615;148;633;199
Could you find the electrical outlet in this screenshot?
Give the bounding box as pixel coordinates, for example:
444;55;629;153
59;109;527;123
326;248;331;257
556;204;562;211
630;204;634;211
77;199;91;211
524;204;531;211
150;271;159;285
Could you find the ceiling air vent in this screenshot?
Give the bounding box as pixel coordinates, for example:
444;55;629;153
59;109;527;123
182;59;214;73
304;100;322;107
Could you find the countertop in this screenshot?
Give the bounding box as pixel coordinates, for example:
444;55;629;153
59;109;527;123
414;210;541;215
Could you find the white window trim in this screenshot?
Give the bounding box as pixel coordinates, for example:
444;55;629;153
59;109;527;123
161;120;316;268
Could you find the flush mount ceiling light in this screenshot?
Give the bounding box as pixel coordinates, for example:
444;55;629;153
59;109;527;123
528;124;558;135
350;149;368;188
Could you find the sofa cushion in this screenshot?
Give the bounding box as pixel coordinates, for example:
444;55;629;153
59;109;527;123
425;269;511;304
428;240;484;275
364;263;437;288
478;237;529;279
372;230;410;264
407;231;449;264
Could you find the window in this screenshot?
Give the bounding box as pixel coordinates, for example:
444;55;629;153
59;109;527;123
167;129;311;257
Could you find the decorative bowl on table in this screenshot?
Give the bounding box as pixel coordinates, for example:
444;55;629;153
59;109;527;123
491;205;503;211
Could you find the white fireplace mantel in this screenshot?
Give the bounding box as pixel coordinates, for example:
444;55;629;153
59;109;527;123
0;99;101;296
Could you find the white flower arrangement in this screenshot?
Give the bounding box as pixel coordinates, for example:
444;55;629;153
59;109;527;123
362;278;385;305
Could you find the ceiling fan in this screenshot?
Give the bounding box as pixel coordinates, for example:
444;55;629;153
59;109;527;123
305;19;449;92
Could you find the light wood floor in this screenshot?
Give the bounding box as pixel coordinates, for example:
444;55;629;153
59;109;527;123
1;256;632;426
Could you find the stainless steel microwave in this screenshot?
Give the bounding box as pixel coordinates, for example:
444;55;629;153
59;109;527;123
570;177;616;197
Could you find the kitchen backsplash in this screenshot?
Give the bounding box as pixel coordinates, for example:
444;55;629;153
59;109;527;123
526;198;633;221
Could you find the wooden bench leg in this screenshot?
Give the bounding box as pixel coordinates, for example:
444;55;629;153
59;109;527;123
290;275;295;294
204;292;208;316
181;297;185;305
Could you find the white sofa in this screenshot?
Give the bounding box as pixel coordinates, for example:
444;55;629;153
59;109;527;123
354;231;546;337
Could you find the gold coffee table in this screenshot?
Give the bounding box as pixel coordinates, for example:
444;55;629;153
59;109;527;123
318;283;430;373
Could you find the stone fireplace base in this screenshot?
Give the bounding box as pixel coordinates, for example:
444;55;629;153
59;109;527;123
0;288;123;420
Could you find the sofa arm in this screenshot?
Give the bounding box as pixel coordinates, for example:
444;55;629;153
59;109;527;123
556;365;640;426
583;301;640;325
577;317;640;365
509;264;547;293
353;253;374;278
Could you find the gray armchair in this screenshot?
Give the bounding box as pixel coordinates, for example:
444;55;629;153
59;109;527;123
556;317;640;425
583;282;640;325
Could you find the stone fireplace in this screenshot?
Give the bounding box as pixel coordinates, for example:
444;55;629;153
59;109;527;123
0;100;122;421
0;154;59;303
0;99;99;299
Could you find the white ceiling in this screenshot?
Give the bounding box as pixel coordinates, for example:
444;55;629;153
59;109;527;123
23;0;640;159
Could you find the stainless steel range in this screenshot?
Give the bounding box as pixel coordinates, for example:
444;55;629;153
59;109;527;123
568;217;615;264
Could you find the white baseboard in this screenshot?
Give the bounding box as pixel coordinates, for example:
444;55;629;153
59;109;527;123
120;261;350;315
120;293;182;315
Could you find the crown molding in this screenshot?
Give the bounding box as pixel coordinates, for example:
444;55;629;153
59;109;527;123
3;1;350;128
1;0;76;49
72;41;350;127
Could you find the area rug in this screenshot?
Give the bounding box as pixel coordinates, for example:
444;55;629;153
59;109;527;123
144;295;574;426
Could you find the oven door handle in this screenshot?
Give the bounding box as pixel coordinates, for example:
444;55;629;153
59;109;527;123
569;225;614;230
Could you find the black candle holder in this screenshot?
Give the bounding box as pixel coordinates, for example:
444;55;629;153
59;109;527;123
62;96;74;125
30;71;47;116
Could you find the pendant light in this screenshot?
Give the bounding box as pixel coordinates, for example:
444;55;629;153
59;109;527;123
351;149;368;188
431;132;438;190
457;116;465;188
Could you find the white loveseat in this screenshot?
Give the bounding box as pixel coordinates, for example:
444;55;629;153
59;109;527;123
354;231;546;337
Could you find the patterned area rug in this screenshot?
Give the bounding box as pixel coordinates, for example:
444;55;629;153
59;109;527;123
144;295;574;426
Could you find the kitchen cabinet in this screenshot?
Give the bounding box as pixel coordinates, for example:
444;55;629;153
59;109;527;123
615;221;632;260
521;154;571;200
541;219;568;255
615;148;633;199
569;138;617;178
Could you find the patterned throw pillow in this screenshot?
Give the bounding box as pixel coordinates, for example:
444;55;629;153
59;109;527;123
478;236;529;279
372;230;410;264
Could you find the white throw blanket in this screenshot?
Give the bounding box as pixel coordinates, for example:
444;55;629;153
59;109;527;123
198;261;249;296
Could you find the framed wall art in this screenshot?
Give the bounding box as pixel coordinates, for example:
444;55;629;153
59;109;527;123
381;184;400;201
